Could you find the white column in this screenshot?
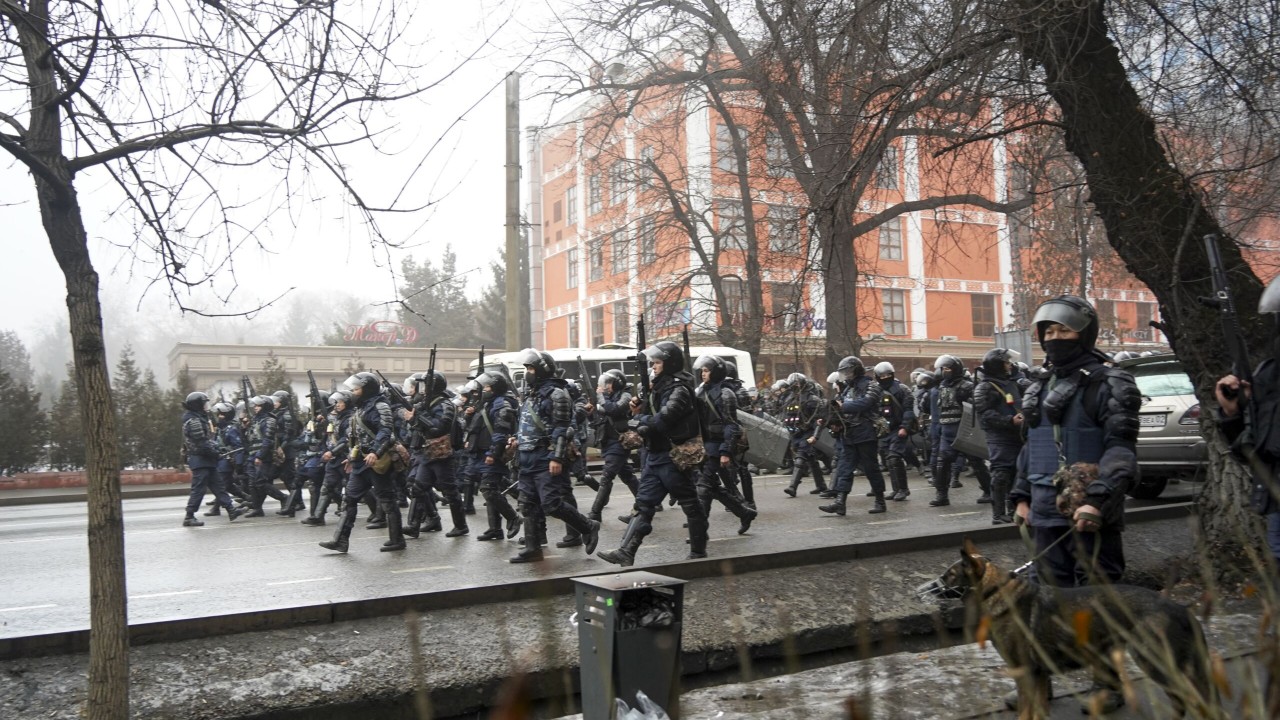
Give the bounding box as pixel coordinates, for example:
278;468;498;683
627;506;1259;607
902;134;928;340
685;85;716;330
990;98;1015;331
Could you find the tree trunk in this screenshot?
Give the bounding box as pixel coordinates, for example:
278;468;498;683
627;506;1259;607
1010;0;1270;561
14;2;130;716
816;200;863;368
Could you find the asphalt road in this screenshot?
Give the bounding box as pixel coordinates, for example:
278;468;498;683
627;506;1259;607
0;470;1201;639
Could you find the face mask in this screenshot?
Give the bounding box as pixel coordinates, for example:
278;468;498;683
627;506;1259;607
878;378;893;389
1043;338;1085;366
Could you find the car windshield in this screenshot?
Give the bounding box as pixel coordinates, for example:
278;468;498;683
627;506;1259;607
1128;363;1195;398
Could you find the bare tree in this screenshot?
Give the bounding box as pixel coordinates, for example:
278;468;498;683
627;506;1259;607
0;2;485;716
539;0;1033;366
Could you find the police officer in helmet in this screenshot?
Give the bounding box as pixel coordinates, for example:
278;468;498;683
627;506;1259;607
1010;295;1141;588
180;392;243;525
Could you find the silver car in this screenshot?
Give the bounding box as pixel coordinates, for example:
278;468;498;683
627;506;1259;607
1118;355;1208;498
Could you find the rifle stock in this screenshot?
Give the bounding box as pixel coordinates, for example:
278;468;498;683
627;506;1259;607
1202;234;1254;396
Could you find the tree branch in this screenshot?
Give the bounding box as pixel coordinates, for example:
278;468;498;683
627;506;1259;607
66;121;293;172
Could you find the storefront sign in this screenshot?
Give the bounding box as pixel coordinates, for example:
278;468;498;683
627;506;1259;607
343;321;419;346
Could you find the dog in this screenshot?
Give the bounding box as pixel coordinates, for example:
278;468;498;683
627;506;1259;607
932;539;1217;719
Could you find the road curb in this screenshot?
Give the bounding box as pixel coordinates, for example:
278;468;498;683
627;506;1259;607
0;502;1193;661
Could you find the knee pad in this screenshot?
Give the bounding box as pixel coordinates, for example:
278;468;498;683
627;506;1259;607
887;455;906;472
678;499;707;519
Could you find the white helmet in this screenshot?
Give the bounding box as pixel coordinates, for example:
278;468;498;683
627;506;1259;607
873;361;895;378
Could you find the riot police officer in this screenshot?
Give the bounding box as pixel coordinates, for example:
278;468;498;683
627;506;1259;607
509;349;600;563
1216;274;1280;567
320;372;405;553
873;362;916;502
469;371;521;541
725;362;757;507
271;390;304;515
404;371;468;538
588;369;640;521
928;355;990;507
181;392;242;525
204;402;246;516
782;373;829;497
303;390;354;526
975;348;1025;524
599;341;706;566
245;395;289;517
693;355;757;534
1010;295;1141;587
821;357;887;515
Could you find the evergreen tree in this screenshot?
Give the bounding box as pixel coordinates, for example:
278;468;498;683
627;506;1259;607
397;245;476;347
149;365;197;470
47;364;85;471
474;257;507;350
255;350;293;395
0;329;35;384
0;367;49;474
112;345;142;469
341;353;367;376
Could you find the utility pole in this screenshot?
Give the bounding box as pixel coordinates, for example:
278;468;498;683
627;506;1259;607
504;72;522;352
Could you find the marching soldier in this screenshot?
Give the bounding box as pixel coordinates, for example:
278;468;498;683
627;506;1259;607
820;357;887;515
873;362;916;502
508;350;600;563
975;349;1025;524
320;372;405;553
181;392;242;525
724;362;756;508
245;395;290;517
782;373;829;497
404;372;468;538
588;369;640;521
302;390;354;526
692;355;757;534
470;371;521;541
599;342;706;566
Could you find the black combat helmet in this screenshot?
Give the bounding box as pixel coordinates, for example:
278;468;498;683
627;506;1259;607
328;390;353;409
212;402;235;419
981;348;1016;378
693;355;727;383
184;391;209;413
476;371;511;397
837;356;864;381
643;341;685;374
873;361;895;380
724;361;739;380
934;354;964;379
516;348;557;380
341;372;380;401
1031;295;1099;349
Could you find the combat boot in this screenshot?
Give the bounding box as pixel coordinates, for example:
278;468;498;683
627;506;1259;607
364;503;387;530
869;493;887;514
182;516;204;527
930;459;953;506
203;504;222;517
783;468;803;498
509;517;545;563
683;500;709;560
819;492;847;516
319;504;357;553
420;498;442;532
598;513;645;567
402;498;422;539
476;503;503;541
380;503;406;552
301;490;330;526
809;466;828;494
445;502;470;537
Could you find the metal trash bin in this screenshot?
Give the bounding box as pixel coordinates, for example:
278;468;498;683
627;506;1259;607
573;571;687;719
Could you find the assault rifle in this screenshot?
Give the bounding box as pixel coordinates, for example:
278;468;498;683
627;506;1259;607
307;370;329;417
374;368;435;436
240;375;256;404
576;354;593;399
461;346;486;448
1201;234;1254;400
635;317;651;403
476;345;485;379
424;344;438;408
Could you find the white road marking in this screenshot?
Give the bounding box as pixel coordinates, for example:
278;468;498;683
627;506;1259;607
389;566;454;575
0;535;81;545
0;512;176;529
215;536;383;552
0;603;57;613
940;512;981;518
708;536;748;542
792;527;836;534
266;577;335;586
867;518;911;526
130;590;202;600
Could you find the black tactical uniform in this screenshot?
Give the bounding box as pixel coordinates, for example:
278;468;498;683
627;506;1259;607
693;355;757;534
974;348;1024;524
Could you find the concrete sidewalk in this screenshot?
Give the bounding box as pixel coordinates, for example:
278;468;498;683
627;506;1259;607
0;481;191;506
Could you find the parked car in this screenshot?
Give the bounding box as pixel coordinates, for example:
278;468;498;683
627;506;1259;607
1117;354;1208;499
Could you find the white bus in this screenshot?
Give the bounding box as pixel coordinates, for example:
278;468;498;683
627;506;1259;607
468;345;756;390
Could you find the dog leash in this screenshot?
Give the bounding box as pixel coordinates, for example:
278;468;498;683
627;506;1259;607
1011;522;1074;576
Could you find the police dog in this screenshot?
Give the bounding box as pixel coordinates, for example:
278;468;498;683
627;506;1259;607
951;539;1216;719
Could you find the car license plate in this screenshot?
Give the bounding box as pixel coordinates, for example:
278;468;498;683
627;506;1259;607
1139;414;1167;427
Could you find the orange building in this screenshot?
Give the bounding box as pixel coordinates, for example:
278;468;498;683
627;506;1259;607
525;83;1280;383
